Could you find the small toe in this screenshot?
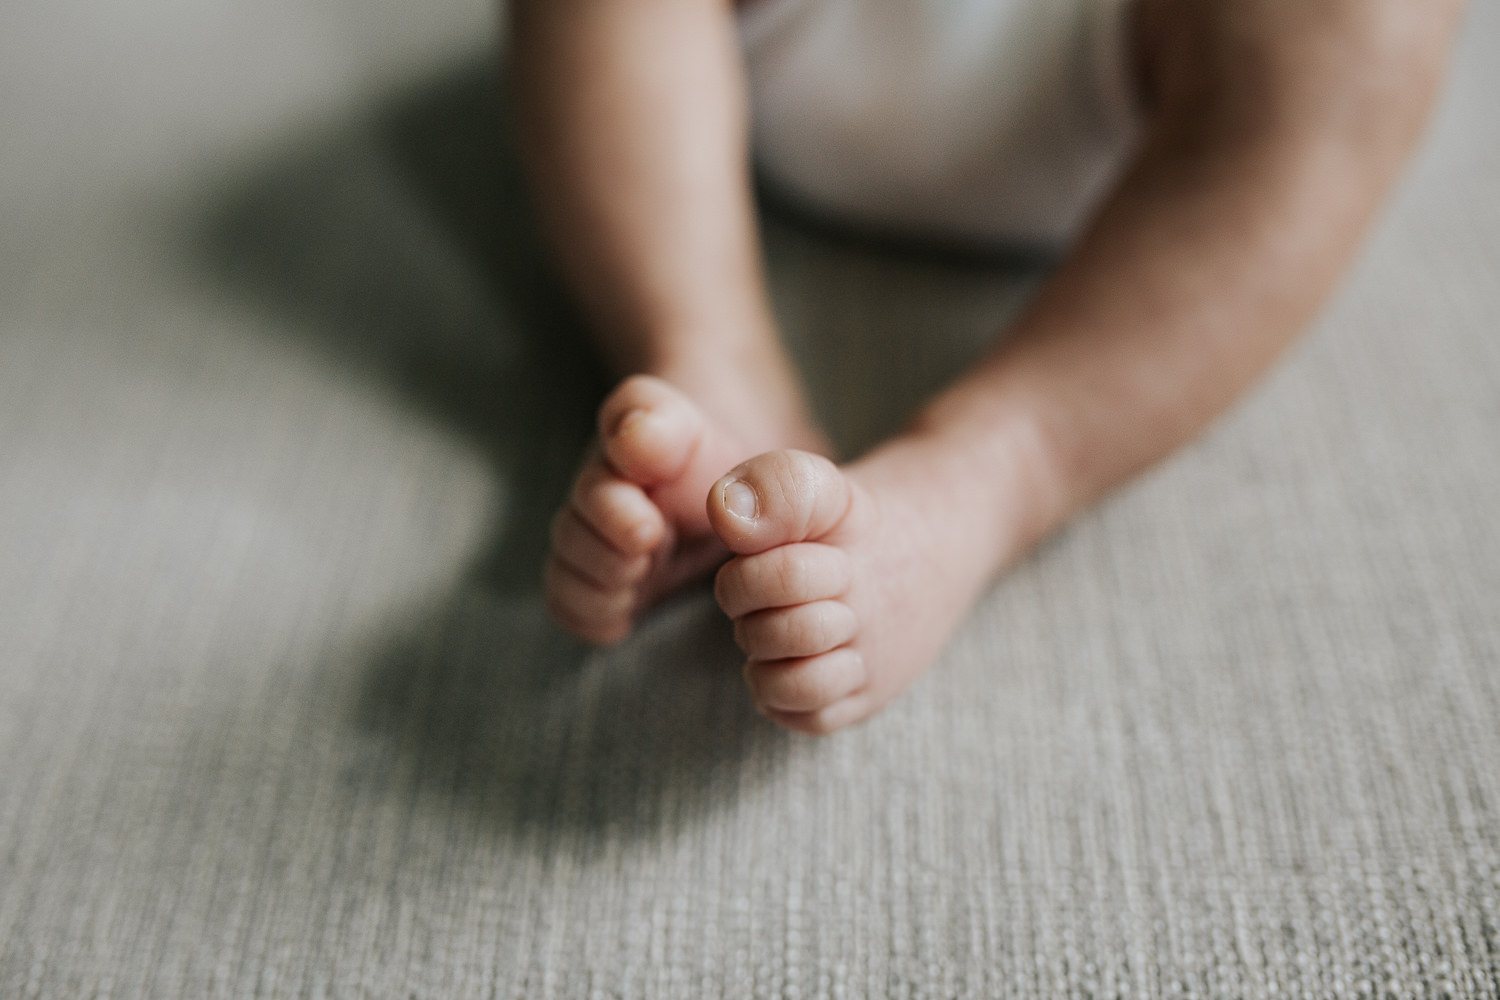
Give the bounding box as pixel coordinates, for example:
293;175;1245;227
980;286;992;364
734;600;858;661
572;463;666;555
707;449;853;555
714;543;851;618
543;559;635;644
761;695;871;736
550;508;651;588
597;374;679;436
599;375;707;486
747;647;868;716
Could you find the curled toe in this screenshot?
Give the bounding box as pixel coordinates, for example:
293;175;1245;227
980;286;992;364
598;376;706;485
746;646;867;714
550;509;652;588
543;559;635;644
714;543;851;618
734;600;858;661
762;697;871;736
571;472;665;555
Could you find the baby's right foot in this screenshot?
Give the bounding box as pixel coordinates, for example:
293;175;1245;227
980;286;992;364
545;374;809;644
706;445;1007;735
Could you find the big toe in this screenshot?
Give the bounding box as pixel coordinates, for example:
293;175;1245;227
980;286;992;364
598;374;709;487
707;449;854;556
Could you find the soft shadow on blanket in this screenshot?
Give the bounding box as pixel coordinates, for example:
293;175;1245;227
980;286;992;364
193;57;789;842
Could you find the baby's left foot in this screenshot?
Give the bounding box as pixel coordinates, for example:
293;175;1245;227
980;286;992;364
707;447;1002;734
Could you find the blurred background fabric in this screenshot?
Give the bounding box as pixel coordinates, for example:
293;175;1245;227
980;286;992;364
2;0;1499;996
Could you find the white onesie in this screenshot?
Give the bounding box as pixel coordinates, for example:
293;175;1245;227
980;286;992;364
738;0;1140;248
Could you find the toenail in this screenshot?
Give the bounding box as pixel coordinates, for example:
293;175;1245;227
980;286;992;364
723;479;759;520
611;408;649;437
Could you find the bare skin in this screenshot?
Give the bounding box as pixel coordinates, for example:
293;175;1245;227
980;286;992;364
514;0;828;645
515;0;1464;733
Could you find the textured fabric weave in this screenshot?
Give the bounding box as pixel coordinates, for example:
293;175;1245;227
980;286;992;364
1;0;1498;996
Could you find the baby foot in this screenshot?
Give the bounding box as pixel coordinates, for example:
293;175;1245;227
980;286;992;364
544;374;779;644
707;448;998;734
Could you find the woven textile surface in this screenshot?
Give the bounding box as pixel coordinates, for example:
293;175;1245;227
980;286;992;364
2;0;1499;996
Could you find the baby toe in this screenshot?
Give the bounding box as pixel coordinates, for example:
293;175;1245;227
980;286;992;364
714;542;851;618
733;599;858;661
572;464;666;555
543;558;635;645
747;647;867;716
597;374;679;436
550;508;651;588
762;695;871;737
598;375;707;486
707;449;853;555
